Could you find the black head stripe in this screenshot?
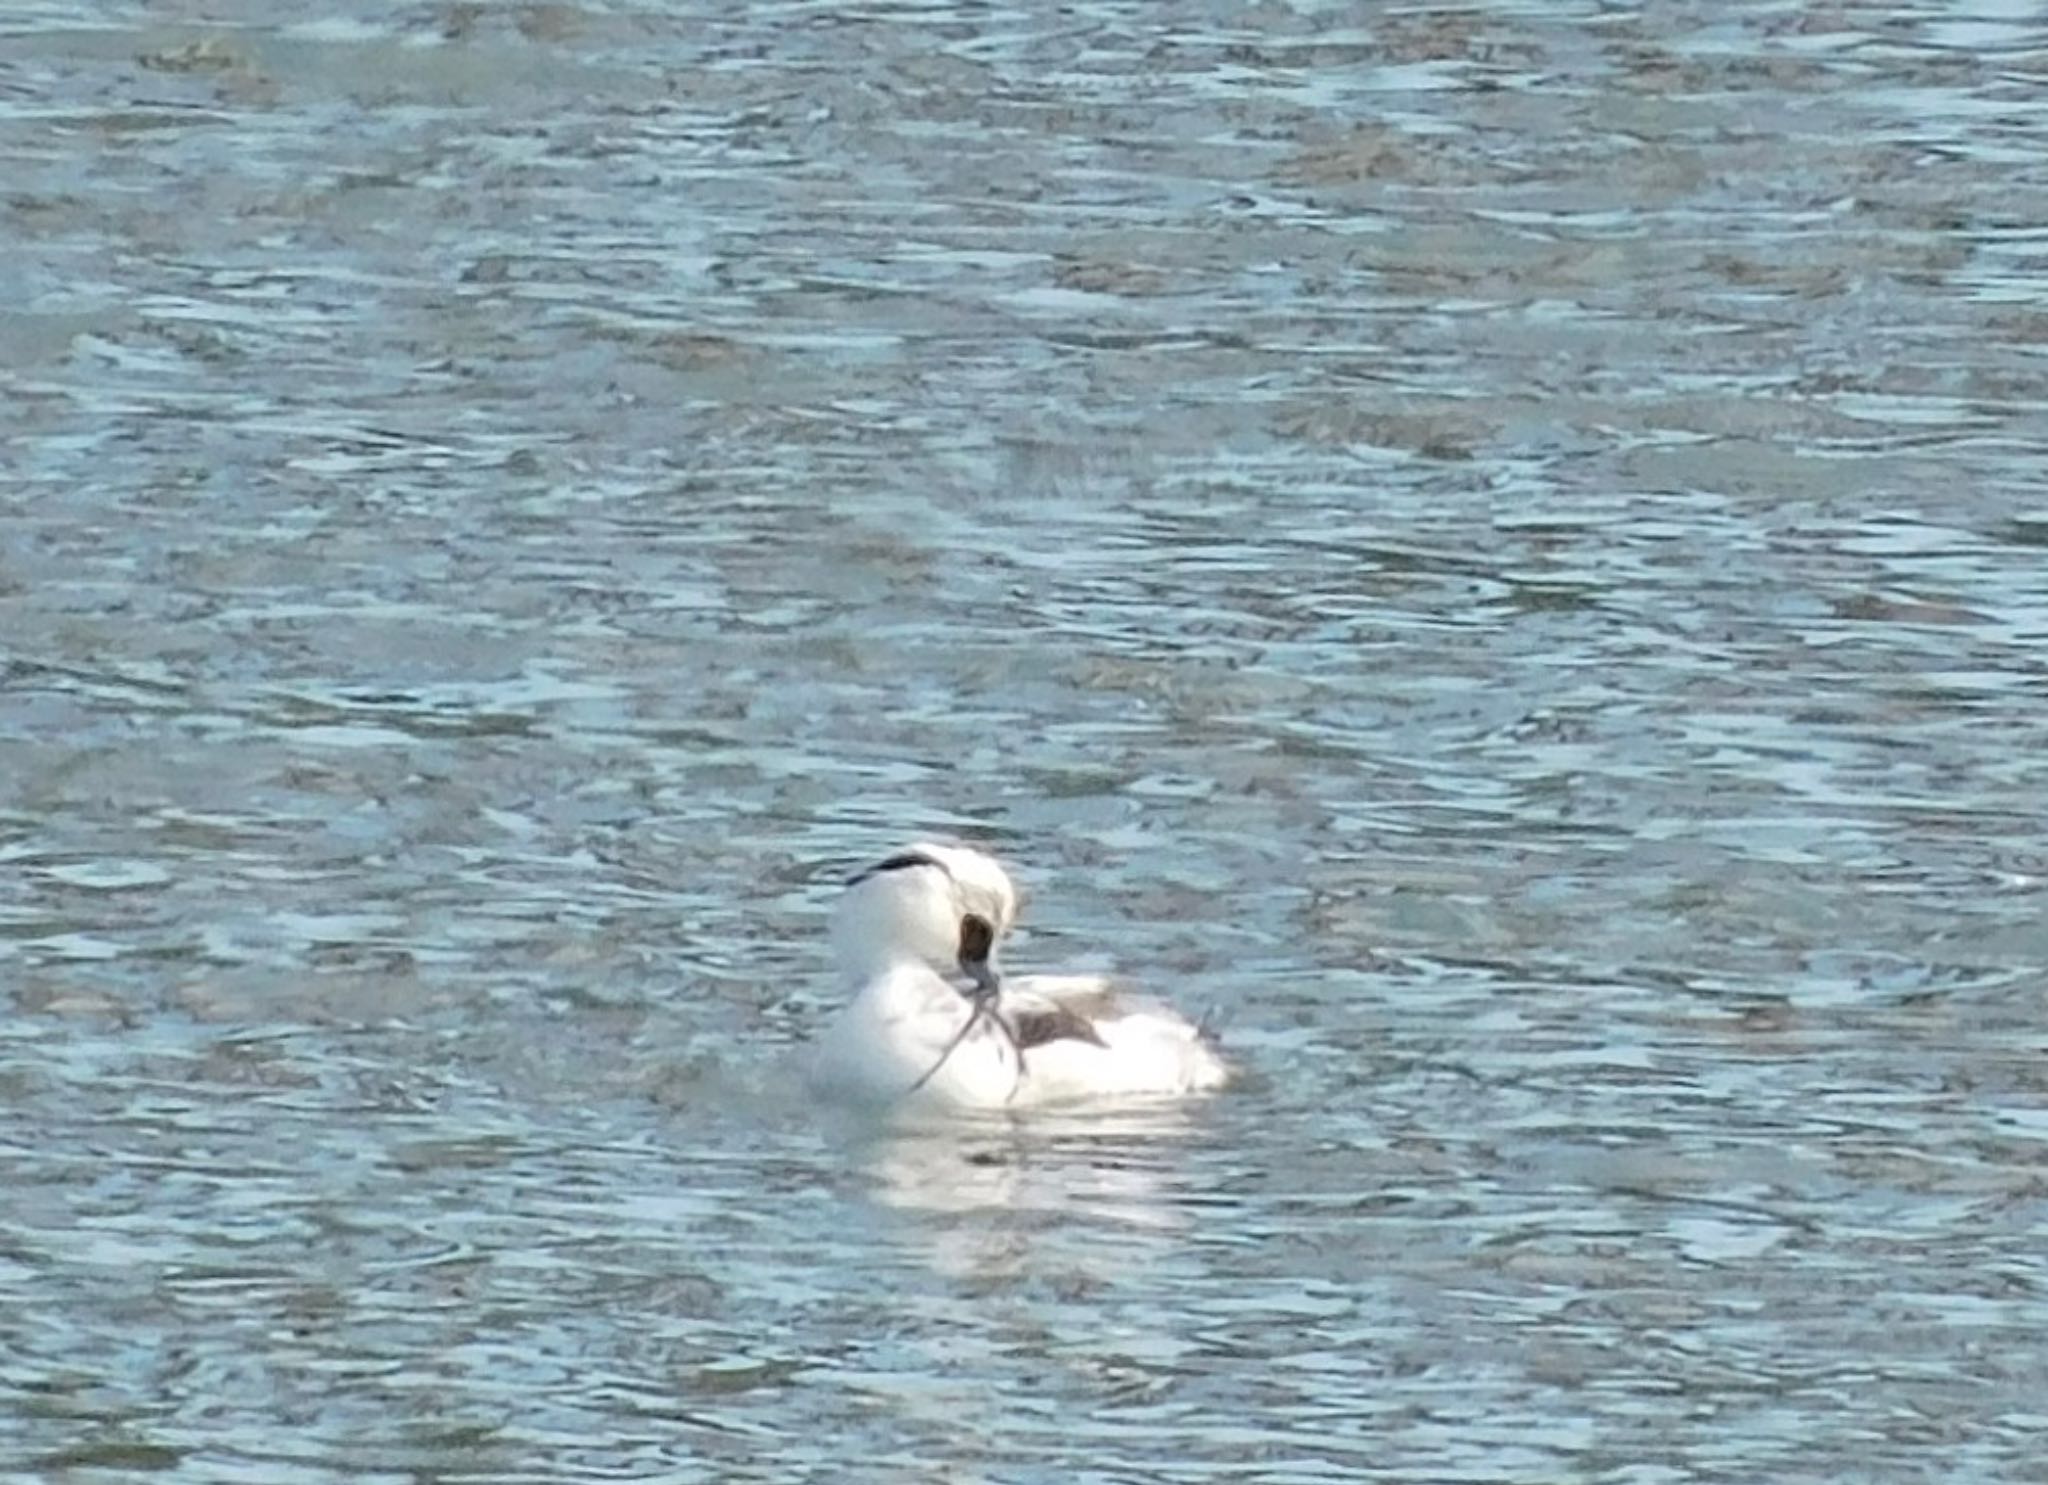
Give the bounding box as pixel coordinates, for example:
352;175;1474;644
847;850;950;887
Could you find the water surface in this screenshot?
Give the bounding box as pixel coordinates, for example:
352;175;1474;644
5;2;2047;1480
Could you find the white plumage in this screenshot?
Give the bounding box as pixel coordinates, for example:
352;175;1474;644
808;842;1230;1111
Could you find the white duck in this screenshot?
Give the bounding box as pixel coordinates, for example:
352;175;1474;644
808;842;1230;1110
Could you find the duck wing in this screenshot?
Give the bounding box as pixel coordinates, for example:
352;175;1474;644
1002;973;1198;1050
997;972;1231;1103
1002;973;1121;1013
1009;999;1108;1051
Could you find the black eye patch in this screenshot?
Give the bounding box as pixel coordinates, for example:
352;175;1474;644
957;913;995;964
847;850;947;887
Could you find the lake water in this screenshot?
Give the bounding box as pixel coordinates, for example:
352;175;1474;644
5;2;2047;1480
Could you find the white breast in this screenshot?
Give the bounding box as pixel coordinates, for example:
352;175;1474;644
808;964;1022;1109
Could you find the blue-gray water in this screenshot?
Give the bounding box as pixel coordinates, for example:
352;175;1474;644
5;3;2047;1480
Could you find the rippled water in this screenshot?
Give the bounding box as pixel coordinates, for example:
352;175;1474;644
6;2;2048;1480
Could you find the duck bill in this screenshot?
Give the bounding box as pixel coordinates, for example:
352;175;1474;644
961;957;1001;1001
